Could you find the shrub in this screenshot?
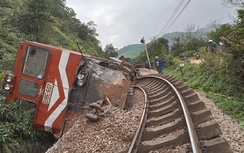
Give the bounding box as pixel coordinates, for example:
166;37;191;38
0;101;55;153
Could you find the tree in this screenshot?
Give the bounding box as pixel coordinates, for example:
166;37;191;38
18;0;53;42
147;37;168;60
171;37;184;56
171;25;205;57
48;0;66;19
135;37;169;68
200;9;244;98
77;24;90;41
157;37;169;52
87;21;98;37
227;9;244;84
104;44;118;58
208;24;233;42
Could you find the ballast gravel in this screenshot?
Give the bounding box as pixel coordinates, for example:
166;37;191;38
45;89;145;153
45;68;243;153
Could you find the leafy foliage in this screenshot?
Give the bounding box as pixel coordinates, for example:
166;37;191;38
1;0;104;59
104;44;118;58
170;25;206;57
0;0;105;152
135;37;170;68
206;9;244;98
167;51;244;124
165;10;244;126
0;101;55;153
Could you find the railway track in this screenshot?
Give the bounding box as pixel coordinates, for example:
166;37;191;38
128;73;232;153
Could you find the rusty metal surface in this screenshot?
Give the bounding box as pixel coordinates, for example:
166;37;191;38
65;56;134;135
68;56;133;109
127;85;148;153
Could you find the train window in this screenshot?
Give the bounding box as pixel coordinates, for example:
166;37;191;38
18;79;39;97
22;45;49;79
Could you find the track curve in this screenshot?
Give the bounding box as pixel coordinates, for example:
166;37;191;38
128;73;232;153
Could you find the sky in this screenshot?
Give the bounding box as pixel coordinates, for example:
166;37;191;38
66;0;240;49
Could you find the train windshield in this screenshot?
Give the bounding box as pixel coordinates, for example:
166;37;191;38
22;45;49;79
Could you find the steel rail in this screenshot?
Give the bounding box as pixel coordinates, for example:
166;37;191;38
135;75;201;153
127;85;148;153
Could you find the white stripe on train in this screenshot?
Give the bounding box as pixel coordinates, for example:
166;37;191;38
44;51;70;132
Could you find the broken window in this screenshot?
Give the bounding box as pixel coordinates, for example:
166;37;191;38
22;45;49;79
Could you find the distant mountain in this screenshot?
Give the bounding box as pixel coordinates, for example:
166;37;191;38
117;25;215;59
117;44;144;55
162;32;185;40
117;44;144;59
162;25;216;40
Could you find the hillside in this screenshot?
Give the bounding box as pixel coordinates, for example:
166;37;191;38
117;44;144;59
117;26;215;59
117;44;144;54
117;47;144;59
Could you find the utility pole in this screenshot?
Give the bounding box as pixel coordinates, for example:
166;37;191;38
140;37;151;68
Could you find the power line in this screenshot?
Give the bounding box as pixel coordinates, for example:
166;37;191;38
160;0;191;35
153;0;177;34
148;0;191;43
151;0;191;40
157;0;186;36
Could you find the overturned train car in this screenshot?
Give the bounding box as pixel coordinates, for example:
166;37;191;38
2;41;134;138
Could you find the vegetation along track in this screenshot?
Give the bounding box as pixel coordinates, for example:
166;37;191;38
128;73;232;153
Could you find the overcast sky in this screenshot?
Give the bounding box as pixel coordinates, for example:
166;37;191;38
66;0;239;49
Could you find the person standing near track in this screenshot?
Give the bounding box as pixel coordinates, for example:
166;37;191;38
154;56;164;74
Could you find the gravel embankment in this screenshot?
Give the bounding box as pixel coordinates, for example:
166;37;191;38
45;89;145;153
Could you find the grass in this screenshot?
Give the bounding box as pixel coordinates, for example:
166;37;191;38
206;93;244;123
164;58;244;128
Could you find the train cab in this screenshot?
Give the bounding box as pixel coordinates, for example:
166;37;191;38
2;41;82;137
2;40;134;138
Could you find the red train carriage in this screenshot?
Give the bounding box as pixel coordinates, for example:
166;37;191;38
2;41;134;138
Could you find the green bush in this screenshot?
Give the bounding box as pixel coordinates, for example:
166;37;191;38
165;50;244;127
0;101;55;153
